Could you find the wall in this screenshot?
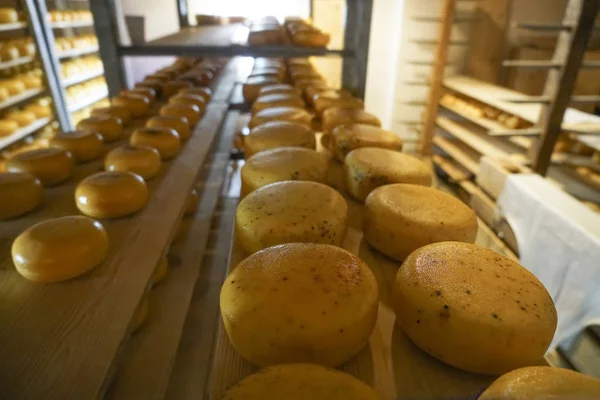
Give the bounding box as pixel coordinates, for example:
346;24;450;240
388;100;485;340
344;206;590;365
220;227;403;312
311;0;344;90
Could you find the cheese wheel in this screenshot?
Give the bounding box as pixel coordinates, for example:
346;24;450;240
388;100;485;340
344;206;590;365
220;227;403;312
292;30;331;47
248;27;283;45
20;75;41;89
364;184;477;261
130;127;181;160
251;93;305;115
178;86;212;102
91;106;133;125
313;92;362;116
322;108;381;134
163;80;193;98
241;147;328;196
236;181;348;254
151;255;168;286
478;366;600;400
0;172;43;220
159;103;201;126
0;8;18;23
146;115;191;140
135;79;164;97
221;243;377;367
121;87;156;103
6;111;36;127
50;130;104;163
12;216;109;283
0;86;9;101
77;115;123;142
251;68;286;80
332;125;403;162
168;93;206;113
396;242;557;375
112;93;150;117
243;75;280;103
249;106;312;130
6;148;74;186
184;188;198;216
104;144;161;180
0;119;19;137
132;298;149;333
3;79;25;95
257;83;298;97
223;363;381;400
345;148;431;201
245;121;316;157
24;103;52;118
15;41;35;57
0;45;19;61
75;171;148;218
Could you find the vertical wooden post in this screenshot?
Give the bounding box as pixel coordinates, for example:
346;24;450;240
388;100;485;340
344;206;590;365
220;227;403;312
341;0;374;99
420;0;456;155
532;0;598;175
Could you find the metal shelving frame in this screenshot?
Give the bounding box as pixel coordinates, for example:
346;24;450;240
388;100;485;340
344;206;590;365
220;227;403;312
89;0;373;100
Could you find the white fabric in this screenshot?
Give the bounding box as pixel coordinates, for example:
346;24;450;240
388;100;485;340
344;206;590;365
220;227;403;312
497;174;600;347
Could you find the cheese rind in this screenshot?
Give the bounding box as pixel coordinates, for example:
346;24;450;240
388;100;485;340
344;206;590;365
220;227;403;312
104;144;162;180
249;106;312;130
50;130;104;163
0;172;43;220
130;127;181;160
332;124;403;162
77;115;123;142
6;147;74;186
244;120;315;157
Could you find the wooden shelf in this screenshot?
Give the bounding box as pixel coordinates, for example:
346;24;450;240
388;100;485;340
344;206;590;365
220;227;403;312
0;88;44;112
0;22;27;32
433;135;481;175
0;56;34;71
50;21;94;29
62;69;104;87
68;88;108;112
0;117;51;150
57;46;99;59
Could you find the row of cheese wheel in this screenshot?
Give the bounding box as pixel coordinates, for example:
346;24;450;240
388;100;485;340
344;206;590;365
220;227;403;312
0;37;36;61
54;34;98;54
216;58;598;399
246;16;330;48
3;58;222;289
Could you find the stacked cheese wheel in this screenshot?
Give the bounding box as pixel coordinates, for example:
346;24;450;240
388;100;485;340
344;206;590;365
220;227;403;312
54;34;98;55
220;57;562;397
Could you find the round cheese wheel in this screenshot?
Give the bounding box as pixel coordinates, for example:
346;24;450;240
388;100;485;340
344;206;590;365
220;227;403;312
151;255;168;286
145;73;170;83
0;172;43;220
251;93;305;115
257;83;298;98
24;103;52;118
178;87;212;102
249;106;312;130
364;184;478;261
6;111;36;127
241;147;328;196
130;127;181;160
91;106;133;125
3;79;25;95
112;93;150;117
184;188;198;216
0;119;19;137
163;80;193;98
121;87;156;103
478;366;600;400
168;93;206;113
236;181;348;254
0;8;18;23
243;75;280;103
146;115;191;140
16;41;35;57
75;171;148;219
6;147;74;186
222;364;381;400
244;121;316;157
313;92;363;116
331;124;403;162
0;45;19;61
50;130;104;164
221;243;377;367
104;144;162;180
322;108;381;134
0;86;9;101
135;79;164;97
20;74;41;89
396;242;557;375
159;103;201;126
344;148;431;201
12;216;109;282
132;298;149;333
77;115;123;142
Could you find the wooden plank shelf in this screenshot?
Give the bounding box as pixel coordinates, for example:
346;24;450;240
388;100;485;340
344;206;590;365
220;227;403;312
50;21;94;29
67;88;108;112
0;88;43;112
0;56;34;71
433;135;481;175
0;117;52;151
0;89;229;399
62;69;104;87
57;46;99;59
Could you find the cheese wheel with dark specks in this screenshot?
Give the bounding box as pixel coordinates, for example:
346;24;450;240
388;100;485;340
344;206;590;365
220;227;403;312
331;124;403;162
244;121;316;158
322;108;380;134
112;93;150;117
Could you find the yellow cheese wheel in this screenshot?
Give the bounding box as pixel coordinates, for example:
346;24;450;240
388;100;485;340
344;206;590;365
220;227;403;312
135;79;164;97
0;8;18;23
146;115;191;140
20;74;41;88
50;130;104;164
236;181;347;254
0;45;19;61
184;188;198;216
478;366;600;399
223;363;381;400
6;147;74;186
249;106;312;130
130;127;181;160
77;115;123;142
121;86;156;103
221;243;377;367
151;255;168;286
0;86;9;101
132;297;149;333
243;75;280;103
6;111;36;127
331;124;403;162
251;93;305;115
24;103;52;118
244;121;316;157
15;41;35;57
159;103;201;126
345;148;432;201
257;83;298;98
3;79;25;95
322;108;381;134
12;216;109;283
396;242;557;375
104;144;162;180
313;92;363;116
241;147;328;196
112;93;150;117
364;184;478;261
168;93;206;113
91;106;133;125
163;80;193;98
0;119;19;137
178;86;212;102
0;172;43;220
76;171;148;219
